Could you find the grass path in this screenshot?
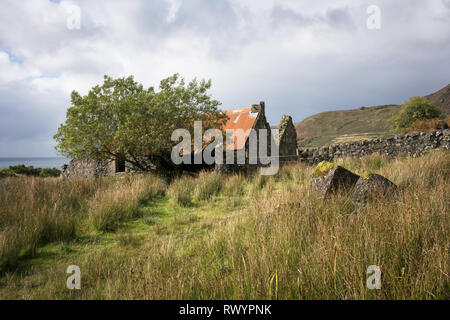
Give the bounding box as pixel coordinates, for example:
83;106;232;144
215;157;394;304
0;194;251;299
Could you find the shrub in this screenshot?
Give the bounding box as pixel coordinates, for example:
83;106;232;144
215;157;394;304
390;96;442;133
0;169;17;178
40;168;62;177
0;165;61;178
8;164;41;176
408;116;450;132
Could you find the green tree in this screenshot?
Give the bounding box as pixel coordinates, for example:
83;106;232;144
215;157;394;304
390;96;442;133
54;74;228;173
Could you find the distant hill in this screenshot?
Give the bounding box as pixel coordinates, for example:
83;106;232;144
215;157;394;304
295;84;450;148
295;105;400;147
425;84;450;116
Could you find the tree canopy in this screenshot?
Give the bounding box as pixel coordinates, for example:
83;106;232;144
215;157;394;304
390;96;442;133
54;74;228;172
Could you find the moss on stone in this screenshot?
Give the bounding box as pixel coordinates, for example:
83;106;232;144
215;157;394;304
361;172;374;179
314;161;338;177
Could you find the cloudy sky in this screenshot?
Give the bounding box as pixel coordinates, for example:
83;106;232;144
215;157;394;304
0;0;449;157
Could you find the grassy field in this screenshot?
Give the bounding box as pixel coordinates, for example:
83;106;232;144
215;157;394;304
0;150;448;299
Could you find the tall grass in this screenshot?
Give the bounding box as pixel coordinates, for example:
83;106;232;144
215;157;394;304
0;151;448;299
48;150;448;299
0;177;107;269
335;153;391;176
222;174;247;197
0;174;165;269
194;170;223;201
250;173;269;192
167;170;224;206
167;175;195;207
88;175;166;231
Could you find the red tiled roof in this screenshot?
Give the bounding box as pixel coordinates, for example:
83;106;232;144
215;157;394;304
186;107;260;155
222;108;259;150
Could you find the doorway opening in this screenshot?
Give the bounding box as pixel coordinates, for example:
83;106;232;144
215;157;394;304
115;158;125;173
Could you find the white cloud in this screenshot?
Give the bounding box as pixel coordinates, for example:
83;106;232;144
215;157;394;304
0;0;449;156
0;52;40;83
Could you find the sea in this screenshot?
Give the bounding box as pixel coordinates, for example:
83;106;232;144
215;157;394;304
0;157;71;169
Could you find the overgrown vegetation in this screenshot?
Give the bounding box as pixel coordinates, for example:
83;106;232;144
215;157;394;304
0;165;61;178
54;74;228;174
88;175;166;231
390;96;442;133
0;177;105;269
194;171;223;201
167;175;195;207
0;151;448;299
408;116;450;133
0;174;164;269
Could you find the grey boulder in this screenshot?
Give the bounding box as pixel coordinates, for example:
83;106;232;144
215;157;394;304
310;165;360;197
352;174;397;203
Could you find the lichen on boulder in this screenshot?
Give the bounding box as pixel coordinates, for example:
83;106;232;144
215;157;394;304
314;161;338;177
361;172;371;179
352;173;397;203
310;161;360;197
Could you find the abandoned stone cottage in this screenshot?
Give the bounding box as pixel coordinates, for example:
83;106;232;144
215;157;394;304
61;101;298;179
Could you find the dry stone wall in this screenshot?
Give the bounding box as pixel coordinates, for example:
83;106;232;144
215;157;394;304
298;129;450;165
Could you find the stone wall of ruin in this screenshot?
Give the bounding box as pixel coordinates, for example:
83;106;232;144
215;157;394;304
278;115;298;158
61;159;116;179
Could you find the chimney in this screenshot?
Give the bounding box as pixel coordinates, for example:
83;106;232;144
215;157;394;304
251;101;266;115
259;101;265;115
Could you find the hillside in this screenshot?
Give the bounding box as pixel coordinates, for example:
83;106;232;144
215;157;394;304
296;104;400;147
425;84;450;116
295;84;450;148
